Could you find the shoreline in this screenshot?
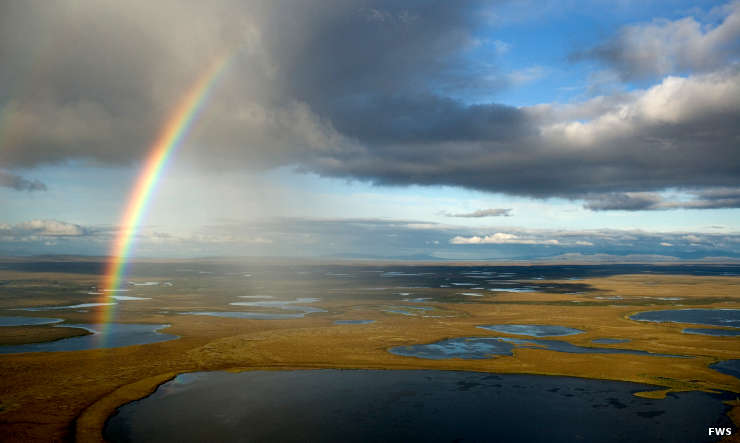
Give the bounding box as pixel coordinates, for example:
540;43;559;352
77;363;740;443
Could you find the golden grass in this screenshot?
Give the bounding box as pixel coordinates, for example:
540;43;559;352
0;270;737;442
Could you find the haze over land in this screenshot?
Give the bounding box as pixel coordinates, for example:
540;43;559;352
1;0;739;261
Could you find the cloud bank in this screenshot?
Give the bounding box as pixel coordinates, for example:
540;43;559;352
444;208;512;218
0;1;738;207
585;188;740;211
450;233;559;245
2;217;739;261
0;220;87;239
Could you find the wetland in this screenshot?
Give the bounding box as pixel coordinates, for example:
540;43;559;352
0;259;738;442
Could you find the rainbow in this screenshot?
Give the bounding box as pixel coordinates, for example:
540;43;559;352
97;54;230;332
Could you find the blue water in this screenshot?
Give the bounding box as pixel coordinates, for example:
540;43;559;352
182;298;327;320
710;360;740;380
104;370;733;443
630;309;740;328
478;324;583;337
180;308;325;320
390;338;515;360
499;337;686;358
229;298;321;308
16;302;116;311
390;336;686;360
0;323;177;354
0;316;63;326
683;328;740;337
383;305;434;316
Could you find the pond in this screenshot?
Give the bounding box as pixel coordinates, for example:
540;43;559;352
382;306;434;316
710;360;740;380
630;309;740;328
0;316;63;326
104;370;732;443
181;298;327;320
180;308;325;320
389;336;686;360
477;324;583;337
17;302;116;311
0;323;177;354
683;328;740;337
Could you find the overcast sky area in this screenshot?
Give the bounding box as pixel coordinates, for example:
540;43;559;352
1;0;739;261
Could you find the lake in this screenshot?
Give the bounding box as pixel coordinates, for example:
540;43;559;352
477;324;584;337
389;336;686;360
104;369;733;443
0;323;177;354
630;309;740;329
0;316;63;326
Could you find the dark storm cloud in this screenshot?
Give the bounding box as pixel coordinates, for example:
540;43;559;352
584;193;663;211
323;95;531;144
0;170;46;191
585;189;740;211
1;1;739;203
0;1;171;167
685;188;740;209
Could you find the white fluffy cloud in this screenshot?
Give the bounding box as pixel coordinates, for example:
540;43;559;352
574;1;740;80
539;69;740;148
450;233;560;245
8;220;86;237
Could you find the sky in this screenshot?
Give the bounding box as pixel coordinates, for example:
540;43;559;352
1;0;739;261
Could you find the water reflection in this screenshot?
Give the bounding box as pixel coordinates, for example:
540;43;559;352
683;328;740;337
0;316;63;326
710;360;740;380
104;370;732;443
390;336;686;360
0;323;177;353
630;309;740;328
478;324;583;337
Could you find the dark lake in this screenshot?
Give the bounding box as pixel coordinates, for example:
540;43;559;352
711;360;740;380
104;369;733;443
630;309;740;328
0;323;177;354
683;328;740;337
0;316;63;326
